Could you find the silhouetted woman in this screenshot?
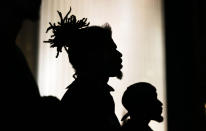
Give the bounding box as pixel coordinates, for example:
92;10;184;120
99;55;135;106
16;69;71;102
121;82;163;131
45;8;122;130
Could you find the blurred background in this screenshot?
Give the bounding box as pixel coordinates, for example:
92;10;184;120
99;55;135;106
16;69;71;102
16;0;205;131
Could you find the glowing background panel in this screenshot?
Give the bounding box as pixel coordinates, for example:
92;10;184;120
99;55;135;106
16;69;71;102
37;0;167;130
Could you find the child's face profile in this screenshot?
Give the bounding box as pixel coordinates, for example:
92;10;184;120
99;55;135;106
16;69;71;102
148;91;163;122
122;83;164;122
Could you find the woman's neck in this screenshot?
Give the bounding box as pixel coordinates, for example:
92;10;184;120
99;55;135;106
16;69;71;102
76;73;109;83
130;115;150;125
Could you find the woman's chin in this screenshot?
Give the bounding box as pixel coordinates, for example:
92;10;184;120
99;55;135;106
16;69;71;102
154;116;164;123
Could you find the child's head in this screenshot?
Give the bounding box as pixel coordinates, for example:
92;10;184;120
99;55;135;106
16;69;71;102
122;82;163;122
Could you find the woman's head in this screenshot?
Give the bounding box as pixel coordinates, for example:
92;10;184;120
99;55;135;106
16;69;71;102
45;8;122;79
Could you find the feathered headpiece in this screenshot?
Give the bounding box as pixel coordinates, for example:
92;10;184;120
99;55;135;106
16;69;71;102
44;7;90;58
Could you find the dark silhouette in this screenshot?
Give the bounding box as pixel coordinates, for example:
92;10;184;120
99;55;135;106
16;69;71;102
1;1;61;129
121;82;163;131
45;8;122;130
164;1;206;131
0;0;45;128
40;96;60;125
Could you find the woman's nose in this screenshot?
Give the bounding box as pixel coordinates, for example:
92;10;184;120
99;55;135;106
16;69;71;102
158;100;163;106
117;50;122;58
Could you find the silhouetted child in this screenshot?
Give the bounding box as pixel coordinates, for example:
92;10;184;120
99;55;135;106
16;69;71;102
44;8;122;130
40;96;60;127
121;82;163;131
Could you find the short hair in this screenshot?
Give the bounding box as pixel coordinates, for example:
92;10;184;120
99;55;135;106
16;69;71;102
122;82;156;111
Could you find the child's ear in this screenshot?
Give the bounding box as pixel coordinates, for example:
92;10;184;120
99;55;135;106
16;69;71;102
121;112;129;121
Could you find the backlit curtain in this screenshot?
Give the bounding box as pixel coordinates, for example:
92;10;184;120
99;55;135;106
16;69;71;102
37;0;167;130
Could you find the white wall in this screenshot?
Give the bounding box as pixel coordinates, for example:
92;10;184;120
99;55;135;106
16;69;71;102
37;0;167;130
